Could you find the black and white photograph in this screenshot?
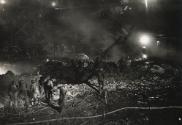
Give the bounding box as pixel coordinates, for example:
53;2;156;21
0;0;182;125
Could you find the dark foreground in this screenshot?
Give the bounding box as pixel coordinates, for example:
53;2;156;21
0;60;182;125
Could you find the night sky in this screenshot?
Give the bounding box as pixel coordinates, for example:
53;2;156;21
0;0;181;63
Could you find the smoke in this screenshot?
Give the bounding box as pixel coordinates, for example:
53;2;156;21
108;46;126;62
0;62;37;98
36;7;118;59
0;0;130;62
60;11;114;51
0;62;36;75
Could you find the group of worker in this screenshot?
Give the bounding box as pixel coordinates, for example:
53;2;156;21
8;76;63;109
8;79;39;108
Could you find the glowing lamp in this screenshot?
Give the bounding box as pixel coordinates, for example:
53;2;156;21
139;34;151;46
142;54;148;59
179;117;181;121
0;68;6;75
145;0;148;9
51;1;57;7
0;0;6;5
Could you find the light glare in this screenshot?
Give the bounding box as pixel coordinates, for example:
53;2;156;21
142;54;148;59
145;0;148;9
0;68;6;75
179;117;181;121
0;0;6;5
139;34;151;46
51;1;56;7
156;41;160;46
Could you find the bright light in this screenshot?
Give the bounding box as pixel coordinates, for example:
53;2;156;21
0;63;18;75
145;0;148;9
143;0;158;9
179;117;181;121
142;54;148;59
0;67;6;75
0;0;6;5
139;34;151;46
46;58;50;62
156;41;160;46
51;1;57;7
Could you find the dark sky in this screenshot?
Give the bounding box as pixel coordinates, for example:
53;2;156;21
0;0;181;62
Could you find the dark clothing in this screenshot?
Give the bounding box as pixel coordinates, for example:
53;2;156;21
19;80;28;97
44;80;53;102
8;81;18;107
58;87;65;105
9;82;18;94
